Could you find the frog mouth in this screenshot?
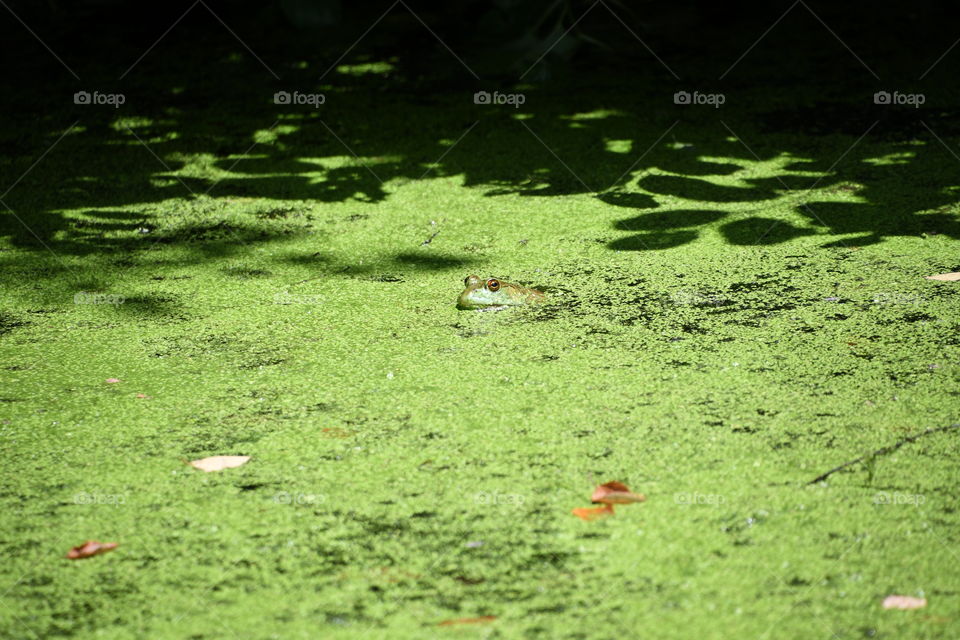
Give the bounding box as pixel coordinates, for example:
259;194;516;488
457;297;492;310
457;292;508;309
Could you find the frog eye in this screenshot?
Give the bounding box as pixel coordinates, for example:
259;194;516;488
486;279;500;292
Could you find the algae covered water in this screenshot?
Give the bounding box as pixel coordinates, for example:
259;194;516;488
1;1;959;637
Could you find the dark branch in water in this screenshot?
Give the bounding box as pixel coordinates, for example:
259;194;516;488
806;423;960;485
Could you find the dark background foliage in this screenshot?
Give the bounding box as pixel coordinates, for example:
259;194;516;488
0;0;957;261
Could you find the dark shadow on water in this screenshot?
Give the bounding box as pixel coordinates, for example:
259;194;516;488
614;210;727;231
392;252;471;270
275;250;476;281
608;230;699;252
720;217;818;246
0;0;957;301
595;193;659;209
637;174;781;203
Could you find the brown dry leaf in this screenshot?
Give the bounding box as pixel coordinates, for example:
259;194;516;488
66;540;118;559
883;595;927;610
592;481;646;505
135;393;151;399
925;272;960;281
322;427;352;439
572;504;615;521
437;616;497;627
188;455;251;472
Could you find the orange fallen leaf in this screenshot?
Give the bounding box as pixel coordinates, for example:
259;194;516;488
135;393;151;399
188;455;251;472
883;595;927;610
925;272;960;281
66;540;118;559
437;616;497;627
572;504;615;521
591;481;646;505
105;378;121;383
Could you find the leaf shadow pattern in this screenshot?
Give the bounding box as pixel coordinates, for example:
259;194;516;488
0;0;957;285
605;116;960;251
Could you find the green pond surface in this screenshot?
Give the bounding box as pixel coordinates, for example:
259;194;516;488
1;4;959;638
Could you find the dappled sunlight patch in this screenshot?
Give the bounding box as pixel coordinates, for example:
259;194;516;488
148;176;185;189
336;61;395;76
107;129;179;146
110;116;155;131
560;109;628;121
253;125;299;145
863;151;916;166
604;139;632;154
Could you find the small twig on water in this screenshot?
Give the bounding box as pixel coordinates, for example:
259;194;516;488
421;219;443;246
806;423;960;485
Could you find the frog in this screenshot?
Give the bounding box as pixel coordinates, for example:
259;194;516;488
457;275;545;310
